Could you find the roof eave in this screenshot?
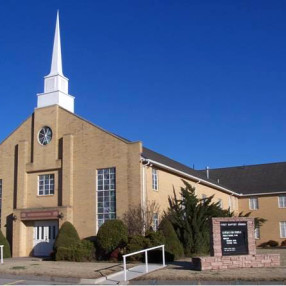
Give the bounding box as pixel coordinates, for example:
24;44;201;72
141;157;240;197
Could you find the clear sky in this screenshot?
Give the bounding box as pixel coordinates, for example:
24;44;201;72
0;0;285;169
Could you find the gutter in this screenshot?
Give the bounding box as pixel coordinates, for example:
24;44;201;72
241;191;286;197
141;157;240;197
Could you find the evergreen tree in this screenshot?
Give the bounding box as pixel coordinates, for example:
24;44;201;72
166;180;232;255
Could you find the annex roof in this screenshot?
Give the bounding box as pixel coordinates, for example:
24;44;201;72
198;162;286;196
142;147;236;195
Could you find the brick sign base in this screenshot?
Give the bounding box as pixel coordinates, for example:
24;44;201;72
193;217;280;271
193;254;280;270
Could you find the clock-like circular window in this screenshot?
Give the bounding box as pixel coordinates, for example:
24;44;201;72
38;126;53;145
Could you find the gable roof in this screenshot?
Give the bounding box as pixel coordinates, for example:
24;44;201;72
198;162;286;195
142;147;237;195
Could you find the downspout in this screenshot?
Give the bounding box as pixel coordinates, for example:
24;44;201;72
141;158;151;211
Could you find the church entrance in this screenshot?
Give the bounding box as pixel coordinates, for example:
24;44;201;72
33;221;58;257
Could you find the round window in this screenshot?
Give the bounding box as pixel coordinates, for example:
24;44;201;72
38;126;53;145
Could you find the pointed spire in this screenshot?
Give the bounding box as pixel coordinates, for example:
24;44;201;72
49;10;63;76
37;11;75;113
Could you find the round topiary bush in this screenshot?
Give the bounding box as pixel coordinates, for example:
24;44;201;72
0;229;11;258
54;221;80;251
97;219;128;258
159;217;184;260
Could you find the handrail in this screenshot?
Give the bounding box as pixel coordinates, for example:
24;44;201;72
122;244;165;281
0;245;3;264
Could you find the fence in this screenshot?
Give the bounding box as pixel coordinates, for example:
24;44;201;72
122;244;165;281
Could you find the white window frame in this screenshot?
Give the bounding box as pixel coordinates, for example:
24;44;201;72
280;221;286;238
202;194;207;203
152;168;158;191
152;213;159;232
38;174;54;196
278;195;286;208
254;227;260;239
96;167;116;230
249;197;259;210
218;198;223;209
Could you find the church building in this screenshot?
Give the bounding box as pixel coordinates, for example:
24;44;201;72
0;13;285;257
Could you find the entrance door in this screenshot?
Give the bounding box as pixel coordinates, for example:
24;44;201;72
33;221;58;256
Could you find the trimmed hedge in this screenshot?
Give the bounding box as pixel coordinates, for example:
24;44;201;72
159;217;184;260
0;229;11;258
55;240;95;262
54;221;80;252
97;219;128;257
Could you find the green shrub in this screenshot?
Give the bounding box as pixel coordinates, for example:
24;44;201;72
268;240;279;247
259;240;279;248
159;217;184;260
0;229;11;258
127;235;151;261
145;230;165;247
54;221;80;252
97;220;128;258
56;240;95;262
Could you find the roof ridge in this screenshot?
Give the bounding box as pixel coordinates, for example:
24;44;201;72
199;161;286;171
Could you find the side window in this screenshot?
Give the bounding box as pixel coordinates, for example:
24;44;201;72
202;194;207;203
278;195;286;208
97;168;116;229
249;197;258;210
280;222;286;238
152;168;158;191
218;198;223;209
255;227;260;239
152;213;159;232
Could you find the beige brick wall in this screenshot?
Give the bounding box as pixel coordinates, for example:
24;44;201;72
144;165;239;221
238;195;286;244
0;105;143;256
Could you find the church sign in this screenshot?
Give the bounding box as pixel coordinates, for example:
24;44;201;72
220;221;248;255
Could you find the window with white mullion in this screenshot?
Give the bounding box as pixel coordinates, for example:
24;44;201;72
38;174;54;196
152;168;158;191
249;197;258;210
278;195;286;208
255;227;260;239
97;168;116;229
280;222;286;238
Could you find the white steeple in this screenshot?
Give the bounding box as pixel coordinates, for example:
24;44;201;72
37;11;75;113
49;11;63;76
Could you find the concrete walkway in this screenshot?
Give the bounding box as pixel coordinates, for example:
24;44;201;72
92;264;165;285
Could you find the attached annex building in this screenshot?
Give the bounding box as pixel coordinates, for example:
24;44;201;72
0;14;285;257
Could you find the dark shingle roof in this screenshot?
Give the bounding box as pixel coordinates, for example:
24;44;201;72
198;162;286;195
142;147;232;191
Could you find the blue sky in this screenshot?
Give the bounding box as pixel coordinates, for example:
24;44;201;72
0;0;285;169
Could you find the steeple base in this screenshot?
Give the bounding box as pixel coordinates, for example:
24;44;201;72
37;91;75;113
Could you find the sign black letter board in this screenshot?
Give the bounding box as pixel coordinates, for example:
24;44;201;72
220;221;249;255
